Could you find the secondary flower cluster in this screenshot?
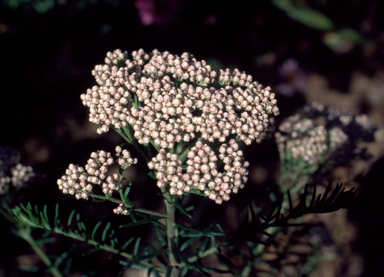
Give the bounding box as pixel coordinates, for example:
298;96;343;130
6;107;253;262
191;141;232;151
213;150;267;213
57;149;137;200
148;139;249;204
0;146;36;195
275;102;376;167
80;48;279;147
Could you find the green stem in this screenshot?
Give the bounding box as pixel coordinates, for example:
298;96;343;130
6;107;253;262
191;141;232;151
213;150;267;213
115;128;151;164
150;140;160;152
161;187;181;276
0;204;16;223
89;193;168;218
179;137;202;163
18;226;63;277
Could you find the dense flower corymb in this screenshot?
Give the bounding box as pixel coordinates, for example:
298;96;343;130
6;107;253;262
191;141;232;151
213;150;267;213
76;48;279;204
81;49;279;147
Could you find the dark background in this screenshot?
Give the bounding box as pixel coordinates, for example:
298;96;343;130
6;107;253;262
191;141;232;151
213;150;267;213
1;0;384;276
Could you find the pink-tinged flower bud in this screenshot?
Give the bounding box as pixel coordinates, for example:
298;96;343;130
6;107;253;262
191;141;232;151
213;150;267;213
169;187;177;195
198;183;205;191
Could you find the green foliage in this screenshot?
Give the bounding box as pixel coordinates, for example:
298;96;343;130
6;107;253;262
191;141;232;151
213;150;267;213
231;183;355;245
272;0;333;31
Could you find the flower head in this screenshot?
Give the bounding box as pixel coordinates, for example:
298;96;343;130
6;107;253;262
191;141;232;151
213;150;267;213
0;146;36;195
275;102;376;168
81;49;279;148
58;148;137;200
148;139;249;204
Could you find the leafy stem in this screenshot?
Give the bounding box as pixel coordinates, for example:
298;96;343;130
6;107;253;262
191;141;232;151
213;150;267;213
16;226;63;277
160;187;180;276
89;193;168;218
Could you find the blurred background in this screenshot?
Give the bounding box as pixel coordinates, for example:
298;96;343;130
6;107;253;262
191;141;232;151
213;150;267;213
1;0;384;276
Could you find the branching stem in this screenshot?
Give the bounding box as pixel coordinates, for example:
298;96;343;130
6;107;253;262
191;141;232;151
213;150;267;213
89;193;168;218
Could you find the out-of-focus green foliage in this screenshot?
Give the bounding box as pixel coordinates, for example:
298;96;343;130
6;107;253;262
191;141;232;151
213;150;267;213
272;0;334;31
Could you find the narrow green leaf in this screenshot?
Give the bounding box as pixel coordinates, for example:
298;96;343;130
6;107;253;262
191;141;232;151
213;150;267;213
185;206;194;212
180;267;189;277
110;239;115;247
120;216;165;228
122;237;134;250
180;236;200;252
18;265;39;272
148;171;157;180
54;245;76;268
288;7;334;31
67;210;76;227
133;237;141;256
102;222;111;242
54;204;60;227
214;223;224;234
189;188;206;197
43;205;49;222
78;222;87;232
63;256;73;276
198;238;210;256
179;233;204;238
210;236;215;248
124;183;132;199
40;207;51;230
241;265;251;277
174;201;191;219
92;197;107;202
153;222;167;247
109;228;115;238
91;222;102;240
34;237;55;245
170;238;181;263
129;210;137;222
179;255;206;275
176;224;207;236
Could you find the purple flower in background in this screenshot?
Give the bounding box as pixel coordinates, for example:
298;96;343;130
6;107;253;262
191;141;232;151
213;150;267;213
275;59;307;97
135;0;180;26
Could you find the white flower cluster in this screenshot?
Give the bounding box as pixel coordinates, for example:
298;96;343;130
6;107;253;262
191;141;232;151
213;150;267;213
148;140;249;204
0;146;35;195
115;146;138;168
57;149;137;199
113;203;129;215
80;49;279;147
275;102;376;167
78;49;280;203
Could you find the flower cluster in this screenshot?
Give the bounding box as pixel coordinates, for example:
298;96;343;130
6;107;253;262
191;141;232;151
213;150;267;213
116;146;138;168
80;48;279;147
148;140;249;204
113;203;129;215
0;146;35;195
57;149;137;199
275;102;376;167
77;48;279;203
